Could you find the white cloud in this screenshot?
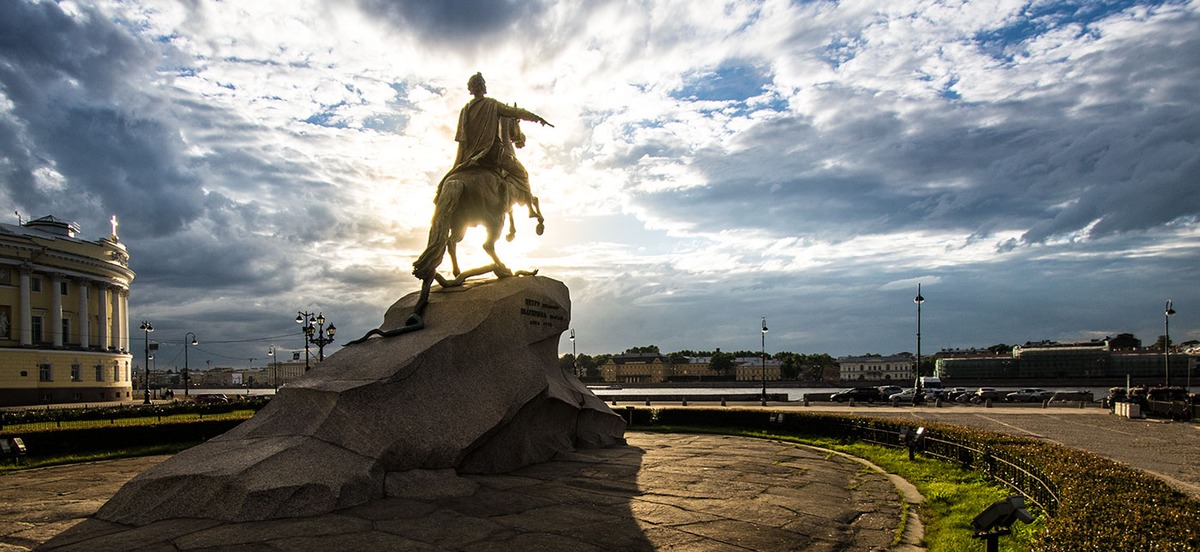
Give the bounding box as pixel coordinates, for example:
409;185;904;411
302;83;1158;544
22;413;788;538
1;0;1196;363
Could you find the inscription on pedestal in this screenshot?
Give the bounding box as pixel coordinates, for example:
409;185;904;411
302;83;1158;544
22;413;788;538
522;297;565;327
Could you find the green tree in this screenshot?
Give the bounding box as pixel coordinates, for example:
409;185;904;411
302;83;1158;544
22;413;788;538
709;351;736;377
623;345;660;355
987;343;1013;355
774;351;800;380
558;354;576;372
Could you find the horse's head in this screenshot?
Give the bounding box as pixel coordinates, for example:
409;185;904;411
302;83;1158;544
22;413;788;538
501;117;526;149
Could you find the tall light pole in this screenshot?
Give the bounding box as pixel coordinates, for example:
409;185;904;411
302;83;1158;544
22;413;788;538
1164;300;1175;387
296;311;314;371
268;345;278;392
569;329;577;377
761;317;769;406
183;332;197;398
140;321;153;404
913;284;925;405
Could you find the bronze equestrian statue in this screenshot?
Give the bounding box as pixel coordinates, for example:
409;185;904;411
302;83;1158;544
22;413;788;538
351;73;553;343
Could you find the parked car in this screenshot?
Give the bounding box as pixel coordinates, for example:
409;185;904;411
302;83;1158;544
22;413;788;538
945;387;970;401
194;393;230;404
972;388;1004;403
1006;388;1054;402
832;387;883;403
888;388;918;402
877;385;904;397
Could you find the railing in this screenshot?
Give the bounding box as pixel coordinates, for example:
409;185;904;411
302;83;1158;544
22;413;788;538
849;421;1060;516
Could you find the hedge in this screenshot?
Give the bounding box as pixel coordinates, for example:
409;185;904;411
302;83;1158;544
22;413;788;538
637;408;1200;551
0;397;271;426
6;418;247;457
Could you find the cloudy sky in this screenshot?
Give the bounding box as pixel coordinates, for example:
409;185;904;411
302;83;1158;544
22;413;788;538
2;0;1197;370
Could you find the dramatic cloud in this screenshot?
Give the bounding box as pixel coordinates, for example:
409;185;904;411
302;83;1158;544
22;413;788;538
2;0;1197;369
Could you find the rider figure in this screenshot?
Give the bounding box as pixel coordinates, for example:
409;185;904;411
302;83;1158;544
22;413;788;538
438;72;552;215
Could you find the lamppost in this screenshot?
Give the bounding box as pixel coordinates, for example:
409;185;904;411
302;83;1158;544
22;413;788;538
140;321;153;404
1164;300;1175;387
569;329;577;377
913;284;925;405
296;311;336;368
761;317;769;406
268;345;282;393
183;332;197;398
310;314;336;362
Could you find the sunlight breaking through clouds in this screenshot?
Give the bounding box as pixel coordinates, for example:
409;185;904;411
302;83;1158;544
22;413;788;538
1;0;1197;362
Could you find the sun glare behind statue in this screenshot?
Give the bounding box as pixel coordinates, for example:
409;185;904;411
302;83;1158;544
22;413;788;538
446;224;544;277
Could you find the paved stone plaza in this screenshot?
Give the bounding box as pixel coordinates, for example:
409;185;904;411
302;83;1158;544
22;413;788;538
4;433;920;551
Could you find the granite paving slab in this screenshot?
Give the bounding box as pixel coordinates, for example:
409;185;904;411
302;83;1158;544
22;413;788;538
12;432;918;551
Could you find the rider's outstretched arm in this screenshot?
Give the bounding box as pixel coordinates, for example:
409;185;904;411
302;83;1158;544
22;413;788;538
498;101;553;128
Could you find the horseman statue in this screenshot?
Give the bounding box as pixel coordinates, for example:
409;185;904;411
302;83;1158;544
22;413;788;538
437;72;550;235
349;73;555;343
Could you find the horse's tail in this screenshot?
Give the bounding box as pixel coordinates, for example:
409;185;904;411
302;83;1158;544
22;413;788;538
412;179;462;280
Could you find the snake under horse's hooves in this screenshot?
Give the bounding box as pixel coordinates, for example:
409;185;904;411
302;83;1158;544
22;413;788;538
345;278;432;345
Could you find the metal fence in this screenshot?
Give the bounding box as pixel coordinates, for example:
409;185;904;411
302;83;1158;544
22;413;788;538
848;421;1060;516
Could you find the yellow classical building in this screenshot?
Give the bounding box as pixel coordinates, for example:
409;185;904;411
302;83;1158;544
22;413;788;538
0;215;135;406
600;353;782;383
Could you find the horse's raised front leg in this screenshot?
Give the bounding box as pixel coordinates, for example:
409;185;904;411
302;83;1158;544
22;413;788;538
529;196;544;235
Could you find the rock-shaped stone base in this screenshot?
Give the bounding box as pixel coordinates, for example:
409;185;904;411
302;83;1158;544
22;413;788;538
95;276;625;525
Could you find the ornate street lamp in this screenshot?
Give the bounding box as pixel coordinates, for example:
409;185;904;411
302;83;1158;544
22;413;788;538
1164;300;1175;387
296;311;336;369
140;321;153;404
761;317;769;406
913;285;925;405
183;332;197;398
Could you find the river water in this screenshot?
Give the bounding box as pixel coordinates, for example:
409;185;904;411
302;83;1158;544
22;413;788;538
171;384;1186;403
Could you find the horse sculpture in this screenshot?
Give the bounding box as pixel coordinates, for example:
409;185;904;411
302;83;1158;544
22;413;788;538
356;116;540;338
415;116;542;282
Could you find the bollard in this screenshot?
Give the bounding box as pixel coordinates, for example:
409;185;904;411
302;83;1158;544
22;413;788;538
849;398;856;407
9;437;27;465
892;397;899;407
1079;400;1085;409
681;397;688;406
936;398;943;408
645;399;651;406
985;398;992;408
802;397;810;407
721;397;727;407
624;406;636;427
1042;399;1049;409
612;399;617;406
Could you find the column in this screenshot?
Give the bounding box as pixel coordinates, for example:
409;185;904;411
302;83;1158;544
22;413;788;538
50;273;63;348
77;279;90;348
119;289;130;353
97;286;110;350
18;266;32;346
109;286;120;352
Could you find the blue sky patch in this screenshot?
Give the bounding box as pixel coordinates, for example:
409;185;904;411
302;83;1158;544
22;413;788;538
672;63;773;103
303;101;349;128
973;0;1171;61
